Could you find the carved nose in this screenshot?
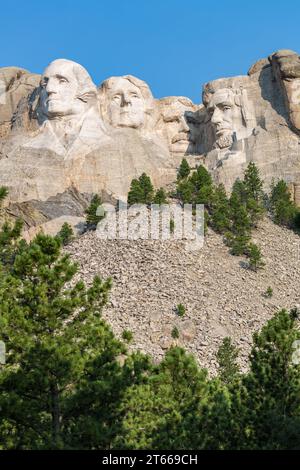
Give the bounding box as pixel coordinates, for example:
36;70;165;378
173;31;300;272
179;117;189;132
121;94;131;106
211;108;222;124
45;80;57;95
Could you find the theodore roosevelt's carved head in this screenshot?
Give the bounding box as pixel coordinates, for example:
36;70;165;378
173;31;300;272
158;96;200;155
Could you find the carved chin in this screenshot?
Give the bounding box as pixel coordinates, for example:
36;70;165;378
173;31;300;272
216;133;233;149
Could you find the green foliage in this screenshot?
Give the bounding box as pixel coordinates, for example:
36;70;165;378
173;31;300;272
2;185;300;450
128;173;154;205
247;242;265;271
0;186;9;203
210;184;231;233
244;162;264;202
153;188;167;205
217;337;240;385
176;179;194;203
177;158;191;180
56;222;74;246
265;286;273;298
0;186;23;267
269;179;299;228
122;330;133;343
85;194;105;228
0;232;129;449
239;309;300;449
176;303;186;317
170;218;175;234
171;326;180;339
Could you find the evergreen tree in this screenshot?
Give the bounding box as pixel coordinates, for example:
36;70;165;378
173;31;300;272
85;194;105;228
241;309;300;449
153;188;167;205
269;179;298;227
56;222;74;246
128;173;154;205
127;178;144;205
217;337;240;385
177;158;191;180
247;242;265;271
176;179;194;203
0;186;23;267
244;162;264;202
190;165;213;191
210;184;231;233
139;173;154;204
0;233;124;449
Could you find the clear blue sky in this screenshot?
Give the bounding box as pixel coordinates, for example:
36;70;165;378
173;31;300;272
0;0;299;103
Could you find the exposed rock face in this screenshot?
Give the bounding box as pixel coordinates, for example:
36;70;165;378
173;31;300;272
269;49;300;131
202;54;300;194
0;67;40;137
2;50;300;234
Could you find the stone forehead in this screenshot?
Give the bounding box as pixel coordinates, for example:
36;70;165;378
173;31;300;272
41;59;97;94
99;75;154;102
207;88;235;106
159;96;196;117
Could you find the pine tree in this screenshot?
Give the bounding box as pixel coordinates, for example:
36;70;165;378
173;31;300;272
210;184;231;233
85;194;105;228
0;186;8;204
0;186;23;267
217;337;240;385
127;178;144;205
153;188;167;205
139;173;154;204
190;165;213;190
0;233;124;449
269;179;298;227
241;309;300;449
229;189;251;234
177;158;191;180
56;222;74;246
176;179;194;203
247;243;265;271
128;173;154;205
244;162;264;202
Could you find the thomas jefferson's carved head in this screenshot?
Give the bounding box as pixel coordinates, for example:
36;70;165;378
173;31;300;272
99;75;154;130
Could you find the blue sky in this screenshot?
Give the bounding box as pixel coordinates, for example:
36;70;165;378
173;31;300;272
0;0;299;103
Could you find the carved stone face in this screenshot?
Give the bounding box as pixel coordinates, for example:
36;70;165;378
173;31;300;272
206;89;240;148
159;98;199;155
104;77;145;128
40;59;93;119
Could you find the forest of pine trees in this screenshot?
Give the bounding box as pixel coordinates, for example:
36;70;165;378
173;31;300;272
1;164;300;450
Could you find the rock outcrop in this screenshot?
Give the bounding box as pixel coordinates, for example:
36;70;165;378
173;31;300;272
1;50;300;235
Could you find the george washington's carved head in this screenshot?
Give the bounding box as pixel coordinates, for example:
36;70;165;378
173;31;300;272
39;59;97;120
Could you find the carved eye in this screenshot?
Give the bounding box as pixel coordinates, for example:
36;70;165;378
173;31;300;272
59;78;67;84
130;93;139;98
41;78;48;88
222;106;231;111
113;94;121;101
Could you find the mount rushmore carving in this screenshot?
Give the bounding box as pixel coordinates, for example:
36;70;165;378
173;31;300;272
1;50;300;234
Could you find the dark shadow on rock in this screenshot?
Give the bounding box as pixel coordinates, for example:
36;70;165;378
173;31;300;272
258;63;289;126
